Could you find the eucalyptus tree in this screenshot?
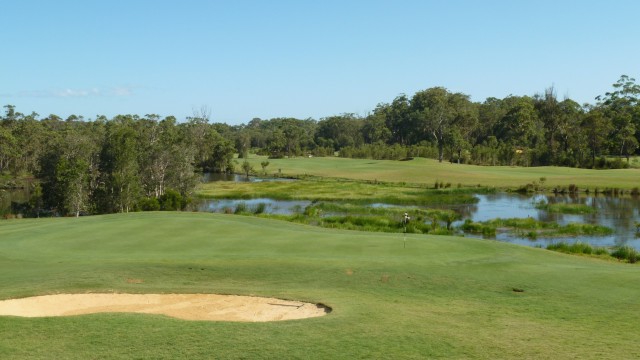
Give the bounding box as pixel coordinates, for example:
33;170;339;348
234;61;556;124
137;114;174;198
185;117;211;169
39;120;101;217
582;107;613;168
362;111;392;144
383;95;412;145
597;75;640;161
534;87;562;162
410;87;477;162
494;96;540;148
96;116;141;213
208;130;235;173
11;112;48;175
316;114;364;152
555;99;585;164
0;126;17;172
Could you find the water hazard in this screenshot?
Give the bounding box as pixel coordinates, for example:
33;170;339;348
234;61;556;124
449;193;640;249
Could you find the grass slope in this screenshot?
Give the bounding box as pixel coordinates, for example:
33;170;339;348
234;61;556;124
246;155;640;189
1;212;639;359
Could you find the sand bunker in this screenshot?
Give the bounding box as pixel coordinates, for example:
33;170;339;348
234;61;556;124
0;294;330;322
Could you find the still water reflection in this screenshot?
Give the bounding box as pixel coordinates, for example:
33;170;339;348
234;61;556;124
450;193;640;249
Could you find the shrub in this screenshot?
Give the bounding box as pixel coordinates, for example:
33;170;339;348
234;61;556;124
547;242;602;255
611;246;639;263
159;189;186;211
139;197;161;211
460;219;496;237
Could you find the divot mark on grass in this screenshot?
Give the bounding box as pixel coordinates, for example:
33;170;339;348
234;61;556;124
0;294;330;322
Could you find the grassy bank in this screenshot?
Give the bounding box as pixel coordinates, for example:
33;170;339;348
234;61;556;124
1;212;639;359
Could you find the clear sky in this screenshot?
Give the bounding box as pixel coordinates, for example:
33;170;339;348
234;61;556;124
2;0;639;124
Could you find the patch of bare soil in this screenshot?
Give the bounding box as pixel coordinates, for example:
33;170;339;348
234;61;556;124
0;294;330;322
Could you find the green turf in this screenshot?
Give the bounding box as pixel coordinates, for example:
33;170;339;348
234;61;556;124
245;155;640;189
1;212;639;359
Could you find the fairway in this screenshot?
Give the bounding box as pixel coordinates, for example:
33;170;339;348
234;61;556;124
1;212;639;359
246;155;640;189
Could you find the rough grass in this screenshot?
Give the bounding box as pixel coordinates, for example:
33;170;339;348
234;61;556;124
242;155;640;189
546;242;610;256
1;212;639;359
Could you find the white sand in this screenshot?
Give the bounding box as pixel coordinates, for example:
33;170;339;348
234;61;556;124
0;294;329;322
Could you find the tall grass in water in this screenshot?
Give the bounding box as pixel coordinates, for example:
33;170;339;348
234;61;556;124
535;202;596;214
253;203;267;214
234;202;248;214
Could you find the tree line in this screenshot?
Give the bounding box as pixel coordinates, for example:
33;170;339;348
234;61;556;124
1;75;639;216
242;75;640;168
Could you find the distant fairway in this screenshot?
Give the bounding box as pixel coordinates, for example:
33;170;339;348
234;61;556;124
246;155;640;189
1;212;639;359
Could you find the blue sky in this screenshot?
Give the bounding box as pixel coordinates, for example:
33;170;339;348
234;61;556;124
2;0;639;124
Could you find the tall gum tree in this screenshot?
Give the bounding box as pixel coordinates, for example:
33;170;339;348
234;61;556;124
410;87;477;162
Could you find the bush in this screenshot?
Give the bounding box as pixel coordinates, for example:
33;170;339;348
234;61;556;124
159;189;186;211
546;242;607;256
460;219;496;237
611;246;639;263
139;197;161;211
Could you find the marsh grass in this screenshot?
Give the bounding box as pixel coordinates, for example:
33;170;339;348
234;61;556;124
257;202;460;235
233;202;248;214
460;218;613;238
611;246;639;263
253;202;267;214
535;202;596;214
198;178;483;206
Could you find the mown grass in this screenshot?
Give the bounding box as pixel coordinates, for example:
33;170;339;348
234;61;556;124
198;177;482;206
242;154;640;190
461;218;613;239
1;212;639;359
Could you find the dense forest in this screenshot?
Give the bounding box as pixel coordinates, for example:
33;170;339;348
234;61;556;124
1;75;639;217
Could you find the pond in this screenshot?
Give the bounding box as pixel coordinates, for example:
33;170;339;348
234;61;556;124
449;193;640;250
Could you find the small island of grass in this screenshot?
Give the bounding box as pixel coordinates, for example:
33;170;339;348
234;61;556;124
535;202;596;214
461;217;613;239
